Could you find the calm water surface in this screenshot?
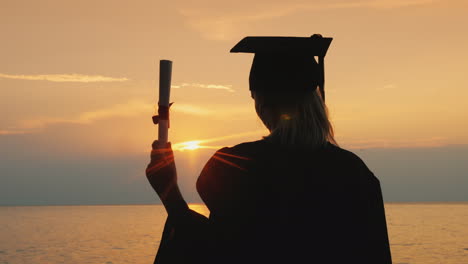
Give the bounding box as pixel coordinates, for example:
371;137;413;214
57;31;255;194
1;203;467;264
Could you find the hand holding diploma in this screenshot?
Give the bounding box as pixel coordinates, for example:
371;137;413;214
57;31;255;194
146;60;188;216
146;140;187;214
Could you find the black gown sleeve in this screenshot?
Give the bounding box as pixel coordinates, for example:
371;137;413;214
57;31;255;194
154;209;211;264
154;147;245;264
361;171;393;264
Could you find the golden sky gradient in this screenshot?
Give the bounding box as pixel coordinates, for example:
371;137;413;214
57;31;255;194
1;0;468;156
2;0;468;205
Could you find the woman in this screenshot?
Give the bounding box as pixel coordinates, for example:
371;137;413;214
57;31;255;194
146;35;392;264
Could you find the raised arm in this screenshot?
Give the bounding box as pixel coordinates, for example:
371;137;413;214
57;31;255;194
145;140;189;216
145;140;213;263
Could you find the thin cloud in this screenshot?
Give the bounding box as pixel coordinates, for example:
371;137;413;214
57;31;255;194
377;84;397;91
0;73;129;82
172;83;234;92
15;100;153;130
174;103;253;117
320;0;437;10
180;0;438;40
174;103;214;116
2;101;252;135
0;130;30;135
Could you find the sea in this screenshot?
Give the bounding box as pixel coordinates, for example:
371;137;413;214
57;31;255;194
1;203;467;264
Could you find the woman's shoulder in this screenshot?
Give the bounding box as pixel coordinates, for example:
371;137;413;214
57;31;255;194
208;139;270;161
220;139;269;152
196;141;264;204
325;143;380;184
200;140;265;173
325;143;367;164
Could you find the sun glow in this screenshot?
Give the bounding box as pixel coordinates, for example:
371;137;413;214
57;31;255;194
171;130;266;152
174;140;202;151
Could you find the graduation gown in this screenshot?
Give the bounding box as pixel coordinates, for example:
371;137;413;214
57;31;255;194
154;140;392;264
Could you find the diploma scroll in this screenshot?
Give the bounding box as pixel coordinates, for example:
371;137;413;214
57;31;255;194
157;60;172;147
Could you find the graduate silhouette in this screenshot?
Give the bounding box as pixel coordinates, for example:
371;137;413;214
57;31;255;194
146;34;392;264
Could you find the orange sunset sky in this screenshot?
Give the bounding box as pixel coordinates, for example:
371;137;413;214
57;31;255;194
1;0;468;204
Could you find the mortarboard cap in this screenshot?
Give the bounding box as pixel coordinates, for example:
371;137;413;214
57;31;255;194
230;34;332;101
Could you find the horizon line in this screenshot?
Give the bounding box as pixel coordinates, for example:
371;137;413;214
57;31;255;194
2;201;468;207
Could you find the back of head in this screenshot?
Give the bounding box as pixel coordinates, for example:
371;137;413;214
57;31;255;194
252;88;336;149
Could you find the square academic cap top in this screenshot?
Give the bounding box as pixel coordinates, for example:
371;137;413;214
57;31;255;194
230;34;332;101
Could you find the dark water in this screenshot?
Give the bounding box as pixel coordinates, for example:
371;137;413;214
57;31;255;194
1;203;467;264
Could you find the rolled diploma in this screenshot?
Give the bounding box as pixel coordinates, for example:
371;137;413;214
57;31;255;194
158;60;172;147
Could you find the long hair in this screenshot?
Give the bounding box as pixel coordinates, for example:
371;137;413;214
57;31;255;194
253;88;337;149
